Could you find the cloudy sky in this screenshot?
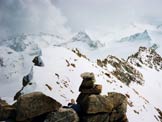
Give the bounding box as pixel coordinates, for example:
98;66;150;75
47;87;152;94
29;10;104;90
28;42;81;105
55;0;162;29
0;0;71;39
0;0;162;40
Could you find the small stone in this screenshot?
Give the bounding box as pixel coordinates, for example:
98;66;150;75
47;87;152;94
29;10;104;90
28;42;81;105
80;72;95;81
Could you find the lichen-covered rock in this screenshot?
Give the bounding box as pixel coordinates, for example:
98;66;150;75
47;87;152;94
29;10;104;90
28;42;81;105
83;95;113;114
44;108;79;122
107;92;127;113
16;92;61;121
109;113;128;122
82;113;110;122
0;99;16;121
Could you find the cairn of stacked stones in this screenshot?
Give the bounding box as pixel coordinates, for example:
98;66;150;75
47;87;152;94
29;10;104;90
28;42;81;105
77;72;128;122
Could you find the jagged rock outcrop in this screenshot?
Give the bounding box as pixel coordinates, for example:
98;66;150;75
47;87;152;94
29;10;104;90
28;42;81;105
15;92;61;121
14;67;34;100
128;46;162;71
97;56;143;85
32;56;44;66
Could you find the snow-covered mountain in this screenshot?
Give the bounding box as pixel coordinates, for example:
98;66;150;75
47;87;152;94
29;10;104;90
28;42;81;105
0;33;67;56
56;31;105;50
11;46;162;122
128;46;162;71
92;30;159;60
0;46;32;101
119;30;152;43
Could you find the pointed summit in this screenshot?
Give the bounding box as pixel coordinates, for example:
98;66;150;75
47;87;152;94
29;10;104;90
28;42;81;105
120;30;152;42
72;31;92;43
71;31;104;49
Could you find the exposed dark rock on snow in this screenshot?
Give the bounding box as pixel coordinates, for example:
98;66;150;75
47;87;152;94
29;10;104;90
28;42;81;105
128;46;162;71
14;67;34;100
32;56;44;67
97;55;143;85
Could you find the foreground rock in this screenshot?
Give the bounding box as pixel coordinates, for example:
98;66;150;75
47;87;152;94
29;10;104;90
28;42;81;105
15;92;61;121
44;108;79;122
0;99;16;121
83;95;113;114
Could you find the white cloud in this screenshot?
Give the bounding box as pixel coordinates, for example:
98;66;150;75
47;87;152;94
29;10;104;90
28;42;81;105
0;0;71;39
55;0;162;40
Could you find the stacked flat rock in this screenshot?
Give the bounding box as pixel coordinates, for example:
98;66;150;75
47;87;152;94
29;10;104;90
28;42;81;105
79;72;102;94
77;72;128;122
77;72;103;113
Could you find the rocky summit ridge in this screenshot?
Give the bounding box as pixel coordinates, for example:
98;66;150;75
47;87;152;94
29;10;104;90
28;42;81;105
0;72;128;122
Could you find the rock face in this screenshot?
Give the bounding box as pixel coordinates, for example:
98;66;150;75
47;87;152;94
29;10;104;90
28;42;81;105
15;92;62;121
76;72;128;122
0;99;16;121
32;56;44;67
97;55;143;85
44;108;79;122
128;46;162;71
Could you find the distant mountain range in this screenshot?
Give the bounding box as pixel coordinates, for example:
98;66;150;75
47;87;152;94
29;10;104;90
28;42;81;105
119;30;152;43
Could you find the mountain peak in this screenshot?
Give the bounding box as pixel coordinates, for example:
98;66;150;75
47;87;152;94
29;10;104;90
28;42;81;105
69;31;105;49
128;46;162;71
120;30;152;42
72;31;91;42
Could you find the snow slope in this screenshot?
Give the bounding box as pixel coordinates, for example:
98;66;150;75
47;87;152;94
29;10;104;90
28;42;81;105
0;46;32;102
128;47;162;110
16;46;162;122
